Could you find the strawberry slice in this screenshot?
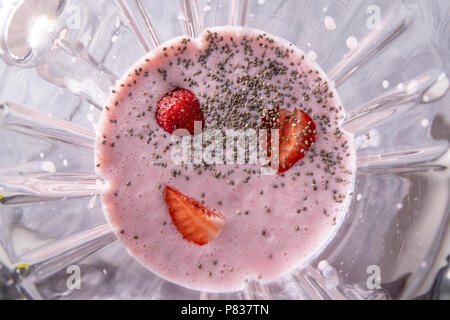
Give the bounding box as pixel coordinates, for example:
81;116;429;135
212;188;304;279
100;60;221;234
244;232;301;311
164;186;225;245
261;108;316;174
156;88;204;135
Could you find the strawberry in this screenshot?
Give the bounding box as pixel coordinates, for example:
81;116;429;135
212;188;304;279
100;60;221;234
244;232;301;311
156;88;204;135
261;108;316;174
164;186;225;245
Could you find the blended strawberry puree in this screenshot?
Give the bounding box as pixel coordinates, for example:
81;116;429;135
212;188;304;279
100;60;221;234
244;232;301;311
96;26;355;292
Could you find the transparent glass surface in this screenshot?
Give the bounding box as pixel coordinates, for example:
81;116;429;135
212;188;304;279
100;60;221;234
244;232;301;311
0;0;449;299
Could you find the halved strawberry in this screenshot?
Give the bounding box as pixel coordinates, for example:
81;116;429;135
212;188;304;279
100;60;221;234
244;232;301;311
156;88;204;135
164;186;225;245
261;108;316;174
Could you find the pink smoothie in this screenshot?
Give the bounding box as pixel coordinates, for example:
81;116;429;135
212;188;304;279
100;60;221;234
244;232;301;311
96;27;355;292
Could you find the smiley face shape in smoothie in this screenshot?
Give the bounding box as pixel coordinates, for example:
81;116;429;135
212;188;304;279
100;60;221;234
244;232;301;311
96;27;355;292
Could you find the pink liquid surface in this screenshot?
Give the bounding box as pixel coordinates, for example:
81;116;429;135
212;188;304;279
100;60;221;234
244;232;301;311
96;27;355;292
